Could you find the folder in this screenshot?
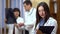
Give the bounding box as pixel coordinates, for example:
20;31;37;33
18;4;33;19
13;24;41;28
39;26;54;34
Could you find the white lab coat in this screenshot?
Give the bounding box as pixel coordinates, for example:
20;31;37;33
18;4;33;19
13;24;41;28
36;17;58;34
15;17;24;34
24;7;36;34
16;17;24;29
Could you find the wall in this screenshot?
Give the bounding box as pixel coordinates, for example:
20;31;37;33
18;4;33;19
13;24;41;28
31;0;50;8
0;0;2;34
0;0;5;34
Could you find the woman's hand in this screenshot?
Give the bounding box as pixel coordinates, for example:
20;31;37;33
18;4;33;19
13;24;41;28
36;29;43;34
18;23;24;27
27;25;33;29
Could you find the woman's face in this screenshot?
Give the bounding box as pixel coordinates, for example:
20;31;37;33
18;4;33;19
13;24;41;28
38;6;45;18
14;11;19;17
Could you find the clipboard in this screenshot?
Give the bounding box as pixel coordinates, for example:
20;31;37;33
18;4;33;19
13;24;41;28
39;26;54;34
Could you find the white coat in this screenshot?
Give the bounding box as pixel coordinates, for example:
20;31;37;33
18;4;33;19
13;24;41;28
36;17;58;34
15;17;24;34
24;7;36;34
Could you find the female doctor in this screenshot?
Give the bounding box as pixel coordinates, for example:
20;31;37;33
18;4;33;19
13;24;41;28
13;8;24;34
35;2;58;34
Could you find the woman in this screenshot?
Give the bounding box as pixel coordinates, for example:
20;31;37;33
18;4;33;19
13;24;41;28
13;8;24;34
35;2;58;34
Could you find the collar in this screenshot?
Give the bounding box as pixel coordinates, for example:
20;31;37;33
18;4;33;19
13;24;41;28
28;8;34;15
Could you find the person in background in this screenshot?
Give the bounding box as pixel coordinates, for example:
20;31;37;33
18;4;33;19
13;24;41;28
35;2;58;34
13;8;24;34
5;8;16;34
19;0;36;34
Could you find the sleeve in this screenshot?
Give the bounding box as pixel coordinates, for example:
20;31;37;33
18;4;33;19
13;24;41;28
51;20;58;34
36;23;39;30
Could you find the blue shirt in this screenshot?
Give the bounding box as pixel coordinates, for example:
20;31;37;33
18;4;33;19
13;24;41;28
39;19;45;27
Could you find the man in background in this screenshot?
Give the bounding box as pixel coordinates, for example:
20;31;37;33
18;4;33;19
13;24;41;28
23;0;36;34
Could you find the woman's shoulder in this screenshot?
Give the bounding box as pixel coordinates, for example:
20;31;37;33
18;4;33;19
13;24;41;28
47;17;57;25
16;17;24;21
44;17;57;26
17;17;24;20
16;17;24;23
48;17;57;22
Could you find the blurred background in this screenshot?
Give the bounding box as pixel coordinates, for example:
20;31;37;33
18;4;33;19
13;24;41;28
0;0;60;34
